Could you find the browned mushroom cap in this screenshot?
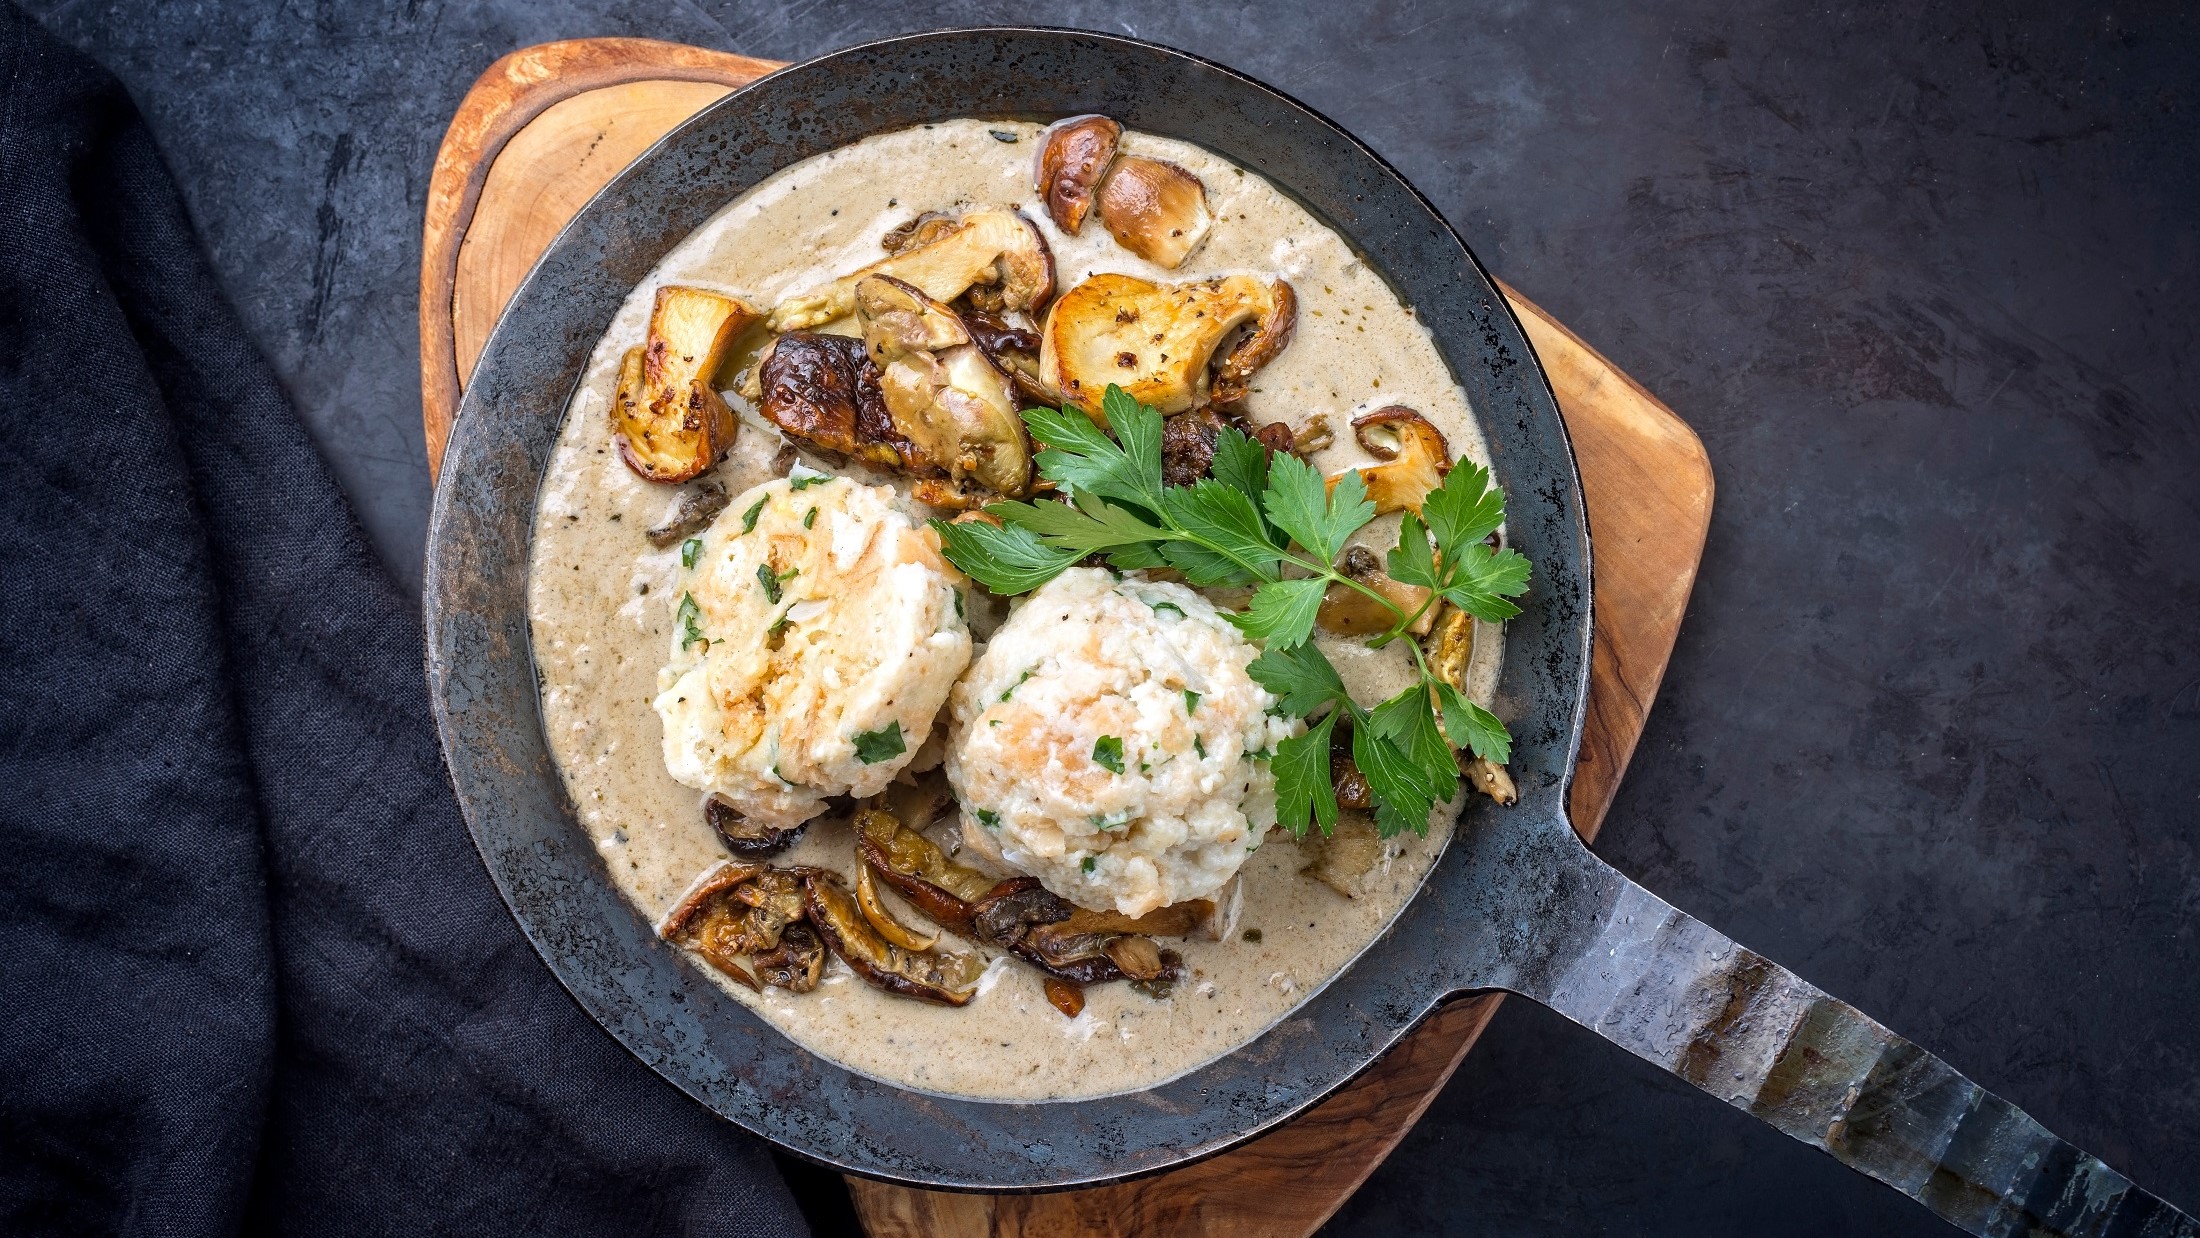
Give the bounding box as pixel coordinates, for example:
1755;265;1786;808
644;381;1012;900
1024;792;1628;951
1316;544;1438;637
755;332;932;476
1039;273;1296;419
1209;279;1297;408
1095;156;1215;269
854;808;999;936
658;861;812;986
1327;406;1453;515
751;921;825;992
704;794;807;858
613;286;760;483
803;871;984;1005
644;480;730;548
1299;810;1385;898
854;859;940;952
769;210;1055;331
1035;114;1122;233
960;309;1048;404
855;275;1034;498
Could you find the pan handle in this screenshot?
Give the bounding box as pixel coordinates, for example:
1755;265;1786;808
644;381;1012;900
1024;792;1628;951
1497;841;2196;1237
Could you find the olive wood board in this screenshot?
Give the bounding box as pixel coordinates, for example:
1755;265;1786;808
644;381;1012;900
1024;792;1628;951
418;36;1714;1238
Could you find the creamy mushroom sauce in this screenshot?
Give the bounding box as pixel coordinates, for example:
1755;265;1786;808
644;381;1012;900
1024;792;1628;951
528;120;1504;1101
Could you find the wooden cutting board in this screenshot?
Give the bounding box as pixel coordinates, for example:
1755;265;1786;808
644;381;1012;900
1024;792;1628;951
418;38;1714;1237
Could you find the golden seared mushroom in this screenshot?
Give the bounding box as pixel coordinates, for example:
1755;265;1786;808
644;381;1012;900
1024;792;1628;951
751;922;825;992
1300;811;1386;898
754;332;926;474
1035;114;1121;233
855;809;999;935
1422;602;1519;806
1039;273;1297;420
854;860;940;952
1329;406;1452;514
768;210;1055;331
803;871;985;1005
658;861;817;991
1095;156;1215;269
854;275;1034;497
613;286;761;483
1316;545;1438;637
960;310;1049;403
704;794;806;858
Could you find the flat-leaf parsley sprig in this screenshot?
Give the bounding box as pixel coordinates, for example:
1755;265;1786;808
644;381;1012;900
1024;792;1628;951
932;385;1531;840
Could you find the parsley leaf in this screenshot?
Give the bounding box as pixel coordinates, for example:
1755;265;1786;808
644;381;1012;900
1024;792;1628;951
1248;642;1349;717
993;489;1165;555
974;807;1001;829
1442;544;1533;622
1182;689;1201;714
1160;480;1281;582
1435;679;1511;764
676;592;705;650
1421;460;1506;557
680;538;703;569
756;563;796;605
1273;709;1341;838
1386;510;1441;590
1092;735;1125;774
1229;577;1327;648
1081;856;1097;874
931;517;1081;593
803;506;817;529
740;496;767;534
1263;453;1374;562
789;472;831;491
1208;425;1271;511
851;721;905;764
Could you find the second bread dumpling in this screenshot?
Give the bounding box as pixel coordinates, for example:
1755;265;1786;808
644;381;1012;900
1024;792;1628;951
656;475;971;828
945;567;1300;918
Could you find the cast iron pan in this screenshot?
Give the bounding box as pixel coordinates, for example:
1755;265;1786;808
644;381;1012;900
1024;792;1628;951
425;28;2194;1233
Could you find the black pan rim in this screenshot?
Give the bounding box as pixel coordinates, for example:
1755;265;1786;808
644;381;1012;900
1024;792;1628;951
425;24;1592;1192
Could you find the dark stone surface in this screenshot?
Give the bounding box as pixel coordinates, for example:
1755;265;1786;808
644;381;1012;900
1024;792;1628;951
22;1;2195;1234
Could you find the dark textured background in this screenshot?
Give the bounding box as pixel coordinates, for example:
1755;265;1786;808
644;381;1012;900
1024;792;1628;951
23;1;2196;1233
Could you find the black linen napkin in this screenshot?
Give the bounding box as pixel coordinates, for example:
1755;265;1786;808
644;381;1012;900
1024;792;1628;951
0;8;807;1235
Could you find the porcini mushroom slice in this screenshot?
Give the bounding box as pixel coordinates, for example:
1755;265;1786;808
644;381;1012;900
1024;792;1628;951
1300;811;1386;898
755;332;929;475
1095;156;1214;269
613;286;759;483
705;793;807;858
658;861;811;987
1462;753;1519;806
1423;603;1517;805
1329;406;1452;515
854;859;940;952
1210;279;1298;408
961;310;1048;403
1035;114;1122;233
803;871;983;1006
769;210;1055;331
855;808;998;935
1039;273;1296;419
751;922;825;993
1425;602;1475;697
1317;545;1438;637
855;275;1034;497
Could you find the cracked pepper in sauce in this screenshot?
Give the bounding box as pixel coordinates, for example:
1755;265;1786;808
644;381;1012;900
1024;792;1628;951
527;119;1504;1101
